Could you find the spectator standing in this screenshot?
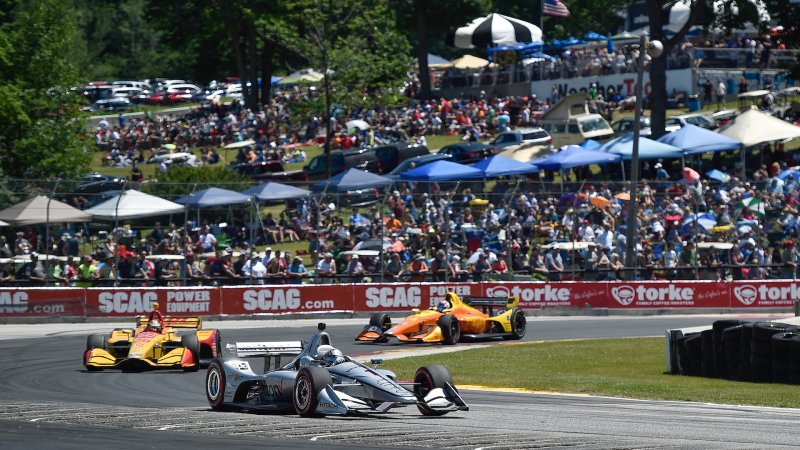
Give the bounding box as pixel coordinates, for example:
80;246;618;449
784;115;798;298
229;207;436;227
0;236;12;258
248;254;267;284
18;252;46;285
545;248;564;281
266;256;286;284
345;254;365;282
384;253;405;282
77;256;97;287
287;256;307;284
715;79;727;110
315;252;336;283
471;253;491;281
409;254;429;282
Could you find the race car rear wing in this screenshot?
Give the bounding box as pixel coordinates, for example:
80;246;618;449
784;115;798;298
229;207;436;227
136;316;202;329
226;341;304;358
463;296;520;314
227;341;304;372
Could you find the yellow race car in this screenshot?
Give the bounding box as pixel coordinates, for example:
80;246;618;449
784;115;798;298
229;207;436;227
83;303;221;372
356;292;526;345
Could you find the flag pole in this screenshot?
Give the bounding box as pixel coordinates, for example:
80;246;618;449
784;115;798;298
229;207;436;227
540;0;545;82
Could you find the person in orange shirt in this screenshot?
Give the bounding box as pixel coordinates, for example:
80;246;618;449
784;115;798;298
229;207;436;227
409;254;429;282
385;213;402;232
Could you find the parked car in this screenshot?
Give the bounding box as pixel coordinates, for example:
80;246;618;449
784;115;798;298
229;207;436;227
387;153;453;179
373;142;430;173
256;148;381;184
666;113;718;130
489;127;552;150
85;97;132;112
437;142;497;164
610;118;681;138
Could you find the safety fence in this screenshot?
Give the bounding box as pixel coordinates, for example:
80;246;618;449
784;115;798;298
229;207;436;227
0;280;796;318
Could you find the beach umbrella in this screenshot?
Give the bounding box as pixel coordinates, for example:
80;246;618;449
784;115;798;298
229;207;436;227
705;169;731;183
683;213;717;231
346;119;370;131
224;139;256;149
611;31;640;41
777;169;800;181
590;196;610;209
446;13;542;49
614;193;630;201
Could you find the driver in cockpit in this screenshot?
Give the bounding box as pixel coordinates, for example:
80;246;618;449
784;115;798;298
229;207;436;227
315;344;346;366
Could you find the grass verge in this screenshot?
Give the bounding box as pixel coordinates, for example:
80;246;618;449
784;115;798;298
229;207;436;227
382;337;800;408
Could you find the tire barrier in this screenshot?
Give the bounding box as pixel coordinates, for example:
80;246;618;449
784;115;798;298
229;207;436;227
670;319;800;385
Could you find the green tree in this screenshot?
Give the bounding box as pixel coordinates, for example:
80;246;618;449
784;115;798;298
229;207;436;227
0;0;91;179
141;165;250;200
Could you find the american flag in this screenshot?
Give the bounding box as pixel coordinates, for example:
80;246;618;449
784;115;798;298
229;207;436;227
543;0;570;18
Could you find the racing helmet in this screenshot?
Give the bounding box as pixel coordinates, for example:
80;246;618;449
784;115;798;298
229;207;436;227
315;344;335;359
437;299;451;312
148;318;161;332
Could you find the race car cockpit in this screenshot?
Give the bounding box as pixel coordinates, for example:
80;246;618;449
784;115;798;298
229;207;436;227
315;344;347;366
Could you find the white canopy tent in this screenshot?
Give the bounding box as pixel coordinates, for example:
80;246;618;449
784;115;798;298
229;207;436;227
84;190;185;220
717;109;800;148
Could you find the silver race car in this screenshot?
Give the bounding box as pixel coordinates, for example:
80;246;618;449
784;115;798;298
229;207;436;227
205;323;468;417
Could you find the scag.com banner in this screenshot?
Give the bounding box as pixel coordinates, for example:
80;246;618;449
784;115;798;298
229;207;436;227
0;288;86;317
220;285;351;315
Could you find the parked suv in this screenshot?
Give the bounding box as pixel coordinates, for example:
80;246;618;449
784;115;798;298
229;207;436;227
437;142;497;164
301;148;381;182
373;142;430;173
489;127;552;150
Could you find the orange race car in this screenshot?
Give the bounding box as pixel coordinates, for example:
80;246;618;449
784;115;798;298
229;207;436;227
356;292;526;345
83;302;221;372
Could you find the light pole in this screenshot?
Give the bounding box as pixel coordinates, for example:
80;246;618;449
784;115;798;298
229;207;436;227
625;35;663;272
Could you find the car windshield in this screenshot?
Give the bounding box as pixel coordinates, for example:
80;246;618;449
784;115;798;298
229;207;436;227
580;118;611;133
521;131;548;141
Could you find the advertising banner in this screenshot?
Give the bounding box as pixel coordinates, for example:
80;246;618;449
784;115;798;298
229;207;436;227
351;283;480;312
607;281;729;308
530;68;693;102
0;288;86;317
481;282;609;309
220;285;352;315
85;288;221;317
730;281;800;308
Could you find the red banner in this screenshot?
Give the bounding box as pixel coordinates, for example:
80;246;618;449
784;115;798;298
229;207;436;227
4;281;800;318
0;288;85;317
606;281;730;308
480;282;610;309
220;285;352;315
730;281;800;308
85;288;221;317
351;283;481;312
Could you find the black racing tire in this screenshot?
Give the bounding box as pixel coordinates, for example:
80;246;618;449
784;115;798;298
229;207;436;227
293;366;332;417
752;322;795;342
503;308;526;340
437;314;461;345
182;334;201;372
713;320;746;378
86;333;107;350
206;359;229;411
700;329;715;377
414;365;453;416
369;312;392;332
681;334;702;376
738;323;754;381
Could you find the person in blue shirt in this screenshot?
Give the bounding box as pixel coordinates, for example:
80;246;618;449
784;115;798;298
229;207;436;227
287;256;307;284
349;208;363;227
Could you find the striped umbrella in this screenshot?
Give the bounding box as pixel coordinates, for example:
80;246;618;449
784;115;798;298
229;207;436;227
446;13;542;49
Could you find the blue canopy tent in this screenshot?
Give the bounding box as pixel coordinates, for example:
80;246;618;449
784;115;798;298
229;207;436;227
583;32;608;41
176;187;251;207
400;160;483;181
778;169;800;181
241;182;310;201
311;168;393;192
598;134;683;160
427;53;452;68
548;37;586;50
531;145;621;170
580;139;603;150
471;155;540;177
487;42;545;62
656;124;742;155
705;169;731;183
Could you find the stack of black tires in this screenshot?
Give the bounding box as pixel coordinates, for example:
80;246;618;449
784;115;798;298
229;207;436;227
675;320;800;383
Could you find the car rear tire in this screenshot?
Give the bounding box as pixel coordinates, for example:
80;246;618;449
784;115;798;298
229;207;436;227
369;312;392;332
182;335;200;372
293;366;332;417
414;365;453;416
503;308;526;340
206;359;229;411
437;314;461;345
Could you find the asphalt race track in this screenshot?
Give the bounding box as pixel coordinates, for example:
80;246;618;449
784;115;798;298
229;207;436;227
2;315;800;449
